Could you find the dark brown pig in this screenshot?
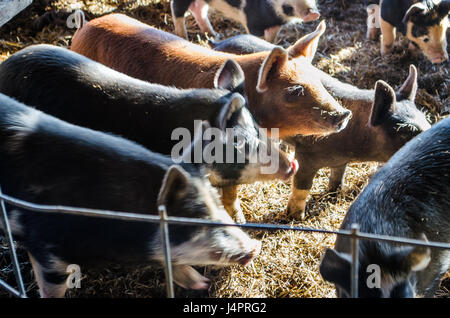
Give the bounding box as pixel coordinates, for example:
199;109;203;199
375;0;450;64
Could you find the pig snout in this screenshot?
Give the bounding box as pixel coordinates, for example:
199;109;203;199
232;239;262;266
316;103;352;134
430;51;448;64
332;109;352;132
211;230;261;266
302;8;320;22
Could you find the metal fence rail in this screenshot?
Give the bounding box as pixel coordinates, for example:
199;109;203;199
1;190;450;298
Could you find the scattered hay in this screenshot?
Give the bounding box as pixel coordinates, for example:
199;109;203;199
0;0;448;298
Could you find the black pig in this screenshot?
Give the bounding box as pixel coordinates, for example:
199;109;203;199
369;0;450;64
320;116;450;298
0;93;261;297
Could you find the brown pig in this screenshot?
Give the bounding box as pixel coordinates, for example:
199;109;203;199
70;14;351;139
70;14;351;221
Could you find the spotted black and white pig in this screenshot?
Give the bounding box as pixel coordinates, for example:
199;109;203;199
210;34;430;219
0;44;297;223
171;0;320;41
320;116;450;298
372;0;450;64
0;93;261;297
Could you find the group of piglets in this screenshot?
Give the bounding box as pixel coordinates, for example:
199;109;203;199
210;21;448;297
0;0;448;298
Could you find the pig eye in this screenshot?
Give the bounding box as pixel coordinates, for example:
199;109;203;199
285;85;306;103
423;37;430;43
286;85;305;96
282;4;294;16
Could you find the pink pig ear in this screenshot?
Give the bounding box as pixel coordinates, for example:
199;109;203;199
256;46;288;93
398;65;418;101
287;20;326;62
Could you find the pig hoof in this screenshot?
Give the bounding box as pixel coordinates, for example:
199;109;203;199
225;198;246;224
287;201;307;220
381;43;394;56
234;207;247;224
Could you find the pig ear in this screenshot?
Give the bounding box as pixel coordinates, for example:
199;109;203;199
393;234;431;274
287;20;326;62
398;65;418;101
157;165;191;207
217;93;245;131
256;47;288;93
214;59;245;92
402;2;427;24
319;248;351;292
437;0;450;17
370;80;396;127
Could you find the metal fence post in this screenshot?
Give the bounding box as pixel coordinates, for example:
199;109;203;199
350;223;360;299
158;205;175;298
0;186;27;298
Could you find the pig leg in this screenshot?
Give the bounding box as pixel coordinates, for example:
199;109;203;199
172;265;210;290
221;185;246;224
367;27;380;40
189;0;216;36
366;4;380;40
171;0;193;39
28;252;68;298
380;18;396;55
328;164;347;192
287;164;318;220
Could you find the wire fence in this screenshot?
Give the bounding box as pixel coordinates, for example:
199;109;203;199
1;188;450;298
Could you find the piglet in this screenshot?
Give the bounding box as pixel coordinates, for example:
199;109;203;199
375;0;449;63
171;0;320;41
320;116;450;298
0;93;261;297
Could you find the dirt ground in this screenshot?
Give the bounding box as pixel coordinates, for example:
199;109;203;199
0;0;449;298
